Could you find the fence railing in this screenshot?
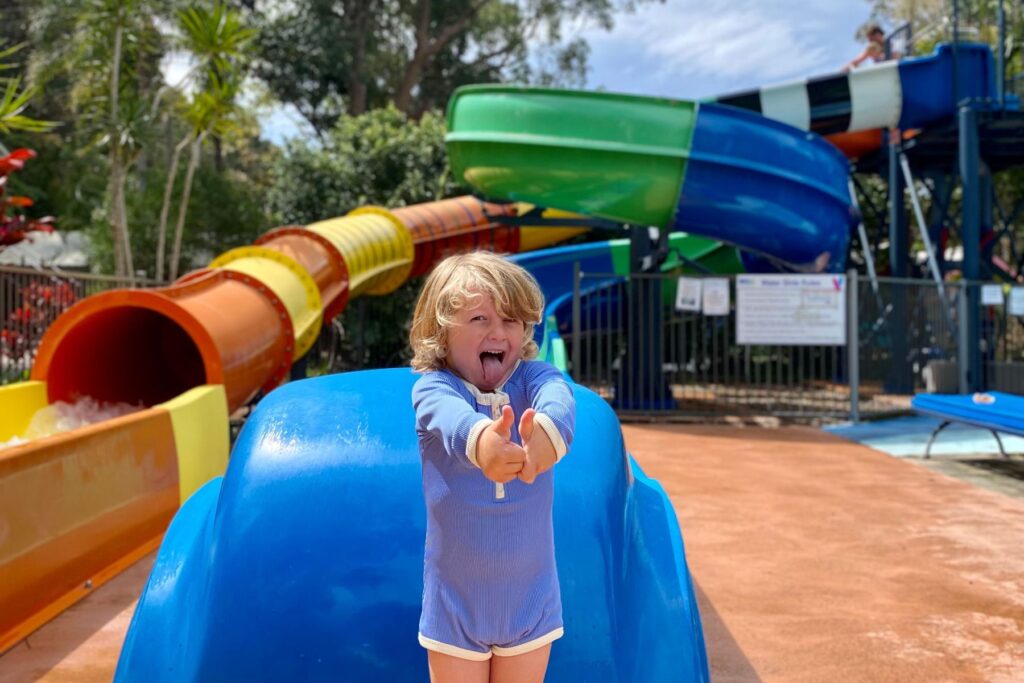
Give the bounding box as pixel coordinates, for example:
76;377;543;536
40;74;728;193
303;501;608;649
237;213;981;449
568;269;1024;422
0;266;165;384
6;263;1022;421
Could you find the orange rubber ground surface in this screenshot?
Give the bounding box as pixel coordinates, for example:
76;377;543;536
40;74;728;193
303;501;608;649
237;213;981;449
622;424;1024;683
3;425;1023;682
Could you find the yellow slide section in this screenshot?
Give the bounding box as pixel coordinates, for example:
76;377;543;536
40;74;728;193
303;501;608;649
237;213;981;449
0;383;229;652
210;247;324;360
158;385;229;504
307;207;414;297
0;381;48;442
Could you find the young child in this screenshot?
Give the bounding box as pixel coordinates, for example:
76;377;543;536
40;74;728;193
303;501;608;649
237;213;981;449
409;251;575;683
843;23;899;71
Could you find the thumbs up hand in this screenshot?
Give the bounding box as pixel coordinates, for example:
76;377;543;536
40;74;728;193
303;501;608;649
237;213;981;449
517;408;556;484
477;405;526;484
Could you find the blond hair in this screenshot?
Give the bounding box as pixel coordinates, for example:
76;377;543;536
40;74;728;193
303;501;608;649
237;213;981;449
410;251;544;373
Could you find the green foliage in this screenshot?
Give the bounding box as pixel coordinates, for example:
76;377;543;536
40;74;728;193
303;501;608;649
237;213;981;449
248;0;657;131
268;105;466;372
310;280;424;374
268;106;461;225
0;43;58;139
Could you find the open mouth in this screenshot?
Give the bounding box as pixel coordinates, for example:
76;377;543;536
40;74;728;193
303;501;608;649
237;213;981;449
479;350;507;387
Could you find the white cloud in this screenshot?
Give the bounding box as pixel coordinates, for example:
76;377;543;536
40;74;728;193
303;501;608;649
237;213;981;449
583;0;870;97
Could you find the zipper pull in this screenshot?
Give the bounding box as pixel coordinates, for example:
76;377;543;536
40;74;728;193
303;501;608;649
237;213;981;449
495;482;506;500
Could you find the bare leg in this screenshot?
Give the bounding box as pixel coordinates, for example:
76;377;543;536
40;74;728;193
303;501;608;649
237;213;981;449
489;644;552;683
427;650;490;683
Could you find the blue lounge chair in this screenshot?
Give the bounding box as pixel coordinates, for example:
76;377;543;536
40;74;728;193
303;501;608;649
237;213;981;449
910;392;1024;458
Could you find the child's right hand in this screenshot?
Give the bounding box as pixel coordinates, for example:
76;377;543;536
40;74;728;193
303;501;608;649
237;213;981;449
477;405;526;484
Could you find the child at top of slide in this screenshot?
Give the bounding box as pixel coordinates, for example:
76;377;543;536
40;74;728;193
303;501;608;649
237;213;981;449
843;23;899;71
409;251;576;683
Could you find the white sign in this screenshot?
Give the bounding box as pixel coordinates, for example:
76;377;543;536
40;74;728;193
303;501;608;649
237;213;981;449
702;278;731;316
981;284;1005;306
736;274;847;346
1009;287;1024;316
675;277;702;312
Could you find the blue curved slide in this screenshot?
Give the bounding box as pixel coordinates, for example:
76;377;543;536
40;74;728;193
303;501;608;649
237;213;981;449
717;42;998;136
115;369;708;682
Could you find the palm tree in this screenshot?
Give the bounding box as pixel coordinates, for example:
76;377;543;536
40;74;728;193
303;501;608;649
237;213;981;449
156;2;254;281
0;43;57;151
57;0;166;278
168;73;243;281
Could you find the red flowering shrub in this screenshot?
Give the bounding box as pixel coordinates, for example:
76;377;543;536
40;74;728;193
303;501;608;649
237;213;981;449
0;148;54;247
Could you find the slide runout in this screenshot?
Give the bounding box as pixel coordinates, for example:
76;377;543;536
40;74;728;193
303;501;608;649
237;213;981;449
0;385;227;653
115;369;709;682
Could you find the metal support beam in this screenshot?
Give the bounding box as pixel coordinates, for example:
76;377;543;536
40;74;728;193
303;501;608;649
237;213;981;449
847;269;860;423
900;154;944;288
981;162;994;280
959;106;982;392
848;178;880;300
617;226;673;410
887;136;912;392
998;0;1006;109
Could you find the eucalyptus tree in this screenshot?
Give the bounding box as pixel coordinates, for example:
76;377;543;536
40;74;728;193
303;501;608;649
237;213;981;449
248;0;654;134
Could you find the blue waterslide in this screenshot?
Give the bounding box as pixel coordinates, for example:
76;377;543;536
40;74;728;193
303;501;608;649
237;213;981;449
717;43;999;137
115;369;709;682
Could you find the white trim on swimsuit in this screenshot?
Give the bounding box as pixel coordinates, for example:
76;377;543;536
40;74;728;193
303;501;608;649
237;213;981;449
418;627;564;661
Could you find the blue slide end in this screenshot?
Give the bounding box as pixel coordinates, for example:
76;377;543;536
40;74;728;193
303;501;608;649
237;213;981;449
679;103;856;273
115;369;709;682
897;43;997;130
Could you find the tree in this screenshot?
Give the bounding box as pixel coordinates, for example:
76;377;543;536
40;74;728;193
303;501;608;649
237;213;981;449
267;105;458;225
0;43;58;150
48;0;170;278
156;2;255;281
248;0;651;134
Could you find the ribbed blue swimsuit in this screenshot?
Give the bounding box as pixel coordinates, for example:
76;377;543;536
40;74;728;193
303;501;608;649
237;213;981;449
412;360;575;659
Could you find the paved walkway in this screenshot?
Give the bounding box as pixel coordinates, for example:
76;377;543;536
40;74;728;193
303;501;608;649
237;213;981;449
622;423;1024;683
4;425;1024;682
0;554;154;683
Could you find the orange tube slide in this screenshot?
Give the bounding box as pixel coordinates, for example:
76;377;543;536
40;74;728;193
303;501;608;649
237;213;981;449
30;196;521;413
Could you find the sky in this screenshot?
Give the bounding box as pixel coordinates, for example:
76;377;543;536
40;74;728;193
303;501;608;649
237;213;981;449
259;0;876;144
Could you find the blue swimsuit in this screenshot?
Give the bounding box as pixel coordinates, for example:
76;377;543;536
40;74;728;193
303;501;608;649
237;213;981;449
412;360;575;660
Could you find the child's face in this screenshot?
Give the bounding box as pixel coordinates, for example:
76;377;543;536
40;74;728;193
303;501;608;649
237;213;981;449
446;290;526;391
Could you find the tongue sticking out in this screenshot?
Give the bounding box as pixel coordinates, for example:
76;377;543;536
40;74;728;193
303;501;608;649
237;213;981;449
481;354;505;388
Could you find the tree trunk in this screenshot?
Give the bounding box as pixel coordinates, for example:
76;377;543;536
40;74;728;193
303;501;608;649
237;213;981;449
116;163;135;283
109;22;126;276
169;133;205;281
394;0;432;114
156;135;190;281
346;0;371;115
108;155;125;276
392;0;490;114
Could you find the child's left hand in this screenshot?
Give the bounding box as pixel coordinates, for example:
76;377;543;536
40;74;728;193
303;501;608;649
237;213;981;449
517;408;557;484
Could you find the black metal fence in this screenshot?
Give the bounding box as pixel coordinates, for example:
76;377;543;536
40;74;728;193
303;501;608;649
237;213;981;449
570;272;852;421
568;270;1024;422
0;266;164;384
